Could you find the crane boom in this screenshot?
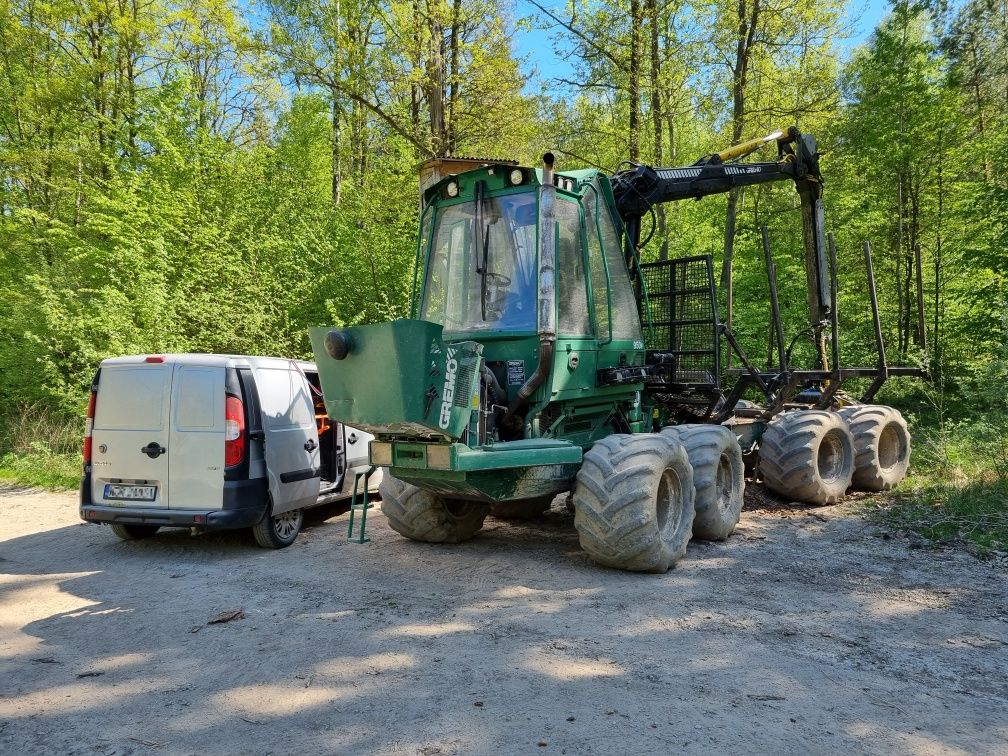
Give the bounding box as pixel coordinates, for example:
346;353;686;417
610;126;830;329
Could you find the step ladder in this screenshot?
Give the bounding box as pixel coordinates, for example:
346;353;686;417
347;465;377;544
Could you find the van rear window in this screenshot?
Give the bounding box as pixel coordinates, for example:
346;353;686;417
174;367;223;430
94;366;168;431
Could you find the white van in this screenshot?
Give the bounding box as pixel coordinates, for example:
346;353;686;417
79;354;381;548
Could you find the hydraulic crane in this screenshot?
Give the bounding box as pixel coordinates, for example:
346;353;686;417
610;126;831;368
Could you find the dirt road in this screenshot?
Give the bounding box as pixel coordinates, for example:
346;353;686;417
0;484;1005;755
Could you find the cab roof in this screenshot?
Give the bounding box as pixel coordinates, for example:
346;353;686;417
421;162;607;207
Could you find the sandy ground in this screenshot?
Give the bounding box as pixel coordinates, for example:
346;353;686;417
0;484;1006;755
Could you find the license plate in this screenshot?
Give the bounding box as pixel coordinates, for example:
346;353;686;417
104;484;157;502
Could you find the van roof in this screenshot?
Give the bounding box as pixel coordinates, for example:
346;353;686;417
99;354;317;371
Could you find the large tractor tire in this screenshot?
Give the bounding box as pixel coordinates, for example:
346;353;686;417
379;473;489;543
489;496;553;520
662;424;744;541
838;405;911;491
573;434;696;573
758;410;855;504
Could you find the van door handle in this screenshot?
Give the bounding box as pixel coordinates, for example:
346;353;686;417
304;439;317;452
347;433;358;444
141;442;166;459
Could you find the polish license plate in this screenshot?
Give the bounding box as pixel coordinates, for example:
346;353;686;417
104;484;157;502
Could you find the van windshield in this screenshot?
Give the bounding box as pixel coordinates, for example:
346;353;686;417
420;191;538;333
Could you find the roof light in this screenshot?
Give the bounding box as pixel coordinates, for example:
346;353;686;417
509;169;523;186
145;355;165;363
446;181;459;198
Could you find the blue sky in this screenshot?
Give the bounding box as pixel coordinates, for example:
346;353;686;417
513;0;891;93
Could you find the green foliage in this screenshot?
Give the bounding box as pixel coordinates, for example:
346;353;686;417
0;405;83;490
869;414;1008;557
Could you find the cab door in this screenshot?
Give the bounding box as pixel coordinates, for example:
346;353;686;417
549;195;597;398
583;179;644;363
250;363;321;515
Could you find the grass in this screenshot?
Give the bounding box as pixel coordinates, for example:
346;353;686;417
868;415;1008;558
0;404;82;490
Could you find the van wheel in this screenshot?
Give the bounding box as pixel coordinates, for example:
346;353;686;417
110;523;159;540
252;508;303;549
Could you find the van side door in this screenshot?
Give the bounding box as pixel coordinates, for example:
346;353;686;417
251;364;321;515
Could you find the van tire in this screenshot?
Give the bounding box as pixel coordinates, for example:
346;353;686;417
252;507;303;549
110;523;159;540
380;473;488;543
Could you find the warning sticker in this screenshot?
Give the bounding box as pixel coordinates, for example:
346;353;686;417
507;360;525;385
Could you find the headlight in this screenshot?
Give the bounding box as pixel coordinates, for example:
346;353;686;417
370;441;392;466
509;169;523;186
446;181;459;198
426;444;452;470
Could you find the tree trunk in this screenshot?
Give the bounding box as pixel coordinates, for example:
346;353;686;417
934;120;944;377
967;35;991;181
628;0;641;162
411;0;421;145
895;170;905;360
720;0;760;340
331;87;342;206
647;0;666;259
447;0;461;156
426;9;447;158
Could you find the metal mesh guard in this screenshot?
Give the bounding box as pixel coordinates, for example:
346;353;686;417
641;255;718;383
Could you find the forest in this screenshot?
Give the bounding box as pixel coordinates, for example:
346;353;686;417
0;0;1005;546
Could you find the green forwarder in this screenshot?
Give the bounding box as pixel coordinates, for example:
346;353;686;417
310;132;922;572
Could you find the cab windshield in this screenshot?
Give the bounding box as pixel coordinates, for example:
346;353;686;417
421;191;538;333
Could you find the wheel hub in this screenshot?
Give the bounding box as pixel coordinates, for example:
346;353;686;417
274;511;300;539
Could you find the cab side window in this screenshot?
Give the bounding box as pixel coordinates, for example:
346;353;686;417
556;198;590;336
585;180;643;342
583;190;611;339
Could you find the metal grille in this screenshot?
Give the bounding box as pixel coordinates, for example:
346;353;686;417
641;255;719;384
452;345;481;408
454;361;476;408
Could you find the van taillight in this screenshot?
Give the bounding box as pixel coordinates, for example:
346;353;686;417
224;394;245;467
83;389;97;464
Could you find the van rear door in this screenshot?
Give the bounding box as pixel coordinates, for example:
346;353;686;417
168;363;226;509
90;361;173;507
250;363;321;515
